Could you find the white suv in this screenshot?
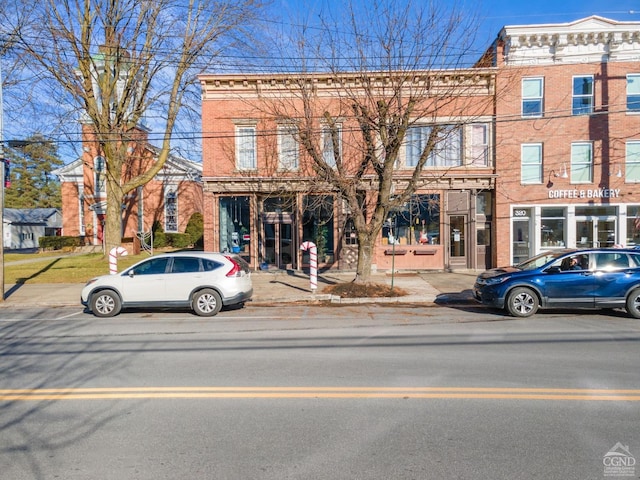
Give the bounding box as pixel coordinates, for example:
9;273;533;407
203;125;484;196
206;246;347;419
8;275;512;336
81;252;253;317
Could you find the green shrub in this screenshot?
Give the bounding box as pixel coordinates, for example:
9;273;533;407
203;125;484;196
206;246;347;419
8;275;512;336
153;231;167;248
152;221;167;248
39;236;82;250
185;212;204;248
166;233;192;248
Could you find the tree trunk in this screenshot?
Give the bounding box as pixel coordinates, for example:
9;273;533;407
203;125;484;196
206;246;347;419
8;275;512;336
354;237;374;283
104;181;124;256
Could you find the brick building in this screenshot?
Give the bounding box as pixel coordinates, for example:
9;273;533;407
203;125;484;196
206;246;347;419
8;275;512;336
54;125;203;247
198;71;496;272
488;16;640;266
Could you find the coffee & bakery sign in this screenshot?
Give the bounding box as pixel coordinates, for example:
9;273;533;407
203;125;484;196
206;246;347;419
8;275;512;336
548;188;621;199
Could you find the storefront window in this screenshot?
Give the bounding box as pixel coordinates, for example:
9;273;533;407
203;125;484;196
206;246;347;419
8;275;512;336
575;206;616;216
302;195;334;261
627;206;640;247
263;196;295;213
382;194;440;245
219;196;250;254
541;207;566;247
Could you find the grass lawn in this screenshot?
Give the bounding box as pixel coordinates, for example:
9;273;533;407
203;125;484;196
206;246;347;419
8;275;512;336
4;251;153;284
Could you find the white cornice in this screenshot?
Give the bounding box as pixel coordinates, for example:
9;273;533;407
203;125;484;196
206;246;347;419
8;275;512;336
199;69;496;100
499;16;640;65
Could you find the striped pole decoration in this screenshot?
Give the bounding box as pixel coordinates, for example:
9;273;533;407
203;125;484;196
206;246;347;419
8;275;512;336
109;246;129;274
299;241;317;291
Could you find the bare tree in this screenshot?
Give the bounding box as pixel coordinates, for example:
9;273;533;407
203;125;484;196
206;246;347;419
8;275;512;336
259;0;495;282
6;0;265;254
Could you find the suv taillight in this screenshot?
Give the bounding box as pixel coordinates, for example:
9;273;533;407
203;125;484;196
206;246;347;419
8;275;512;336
224;256;242;277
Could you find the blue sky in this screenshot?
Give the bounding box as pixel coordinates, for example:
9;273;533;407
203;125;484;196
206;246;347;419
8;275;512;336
273;0;640;50
477;0;640;41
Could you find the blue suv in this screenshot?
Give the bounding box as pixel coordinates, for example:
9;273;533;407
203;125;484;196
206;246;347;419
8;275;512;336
473;248;640;318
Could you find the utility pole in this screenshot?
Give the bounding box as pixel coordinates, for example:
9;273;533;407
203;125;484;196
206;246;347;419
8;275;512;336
0;55;5;302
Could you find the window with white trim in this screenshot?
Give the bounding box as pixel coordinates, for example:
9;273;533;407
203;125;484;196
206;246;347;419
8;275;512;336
470;124;489;166
405;125;429;167
235;125;256;170
79;191;86;235
322;123;341;168
164;188;178;232
429;126;461;167
572;76;594;115
571;142;593;183
521;144;542;184
278;125;299;170
522;77;543;117
94;156;106;195
626;141;640;182
405;125;462;167
627;75;640;112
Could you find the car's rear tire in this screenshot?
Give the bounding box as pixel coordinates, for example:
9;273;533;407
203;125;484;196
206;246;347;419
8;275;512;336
192;289;222;317
625;288;640;319
90;290;122;317
506;287;539;318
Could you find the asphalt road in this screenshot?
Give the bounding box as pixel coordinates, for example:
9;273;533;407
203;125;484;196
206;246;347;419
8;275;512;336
1;304;639;480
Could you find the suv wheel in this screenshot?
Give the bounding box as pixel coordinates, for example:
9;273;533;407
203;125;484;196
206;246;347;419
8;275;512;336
625;288;640;319
192;289;222;317
90;290;122;317
506;287;539;318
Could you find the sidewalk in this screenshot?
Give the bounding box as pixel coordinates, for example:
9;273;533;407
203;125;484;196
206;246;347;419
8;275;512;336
0;270;478;308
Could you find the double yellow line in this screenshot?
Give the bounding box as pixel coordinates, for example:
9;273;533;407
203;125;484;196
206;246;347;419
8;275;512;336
1;387;640;401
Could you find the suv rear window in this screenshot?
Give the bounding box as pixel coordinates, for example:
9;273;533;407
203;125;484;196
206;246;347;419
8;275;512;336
595;253;629;270
171;257;201;273
202;259;223;272
232;255;251;274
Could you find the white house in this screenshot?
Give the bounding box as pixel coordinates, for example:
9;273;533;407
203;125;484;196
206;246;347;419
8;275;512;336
3;208;62;250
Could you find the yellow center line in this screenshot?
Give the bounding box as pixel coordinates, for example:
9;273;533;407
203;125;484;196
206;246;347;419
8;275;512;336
1;387;639;401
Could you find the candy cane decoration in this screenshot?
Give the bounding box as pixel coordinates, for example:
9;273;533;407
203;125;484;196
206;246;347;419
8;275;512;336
300;241;317;291
109;246;129;274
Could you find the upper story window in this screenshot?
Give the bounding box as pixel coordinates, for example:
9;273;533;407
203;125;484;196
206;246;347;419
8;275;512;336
164;187;178;232
322;123;342;168
572;76;594;115
470;124;489;166
626;141;640;182
428;126;462;167
627;75;640;112
522;77;543;117
405;126;429;167
278;125;299;171
235;125;257;170
405;125;462;168
521;143;542;184
94;156;106;195
571;142;593;183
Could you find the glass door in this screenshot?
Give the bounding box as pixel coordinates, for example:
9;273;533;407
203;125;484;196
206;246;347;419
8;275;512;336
261;214;295;270
448;215;467;268
576;220;594;248
597;219;616;247
280;223;293;266
576;218;616;248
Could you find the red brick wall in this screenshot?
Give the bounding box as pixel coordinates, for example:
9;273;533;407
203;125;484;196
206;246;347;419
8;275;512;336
495;59;640;265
